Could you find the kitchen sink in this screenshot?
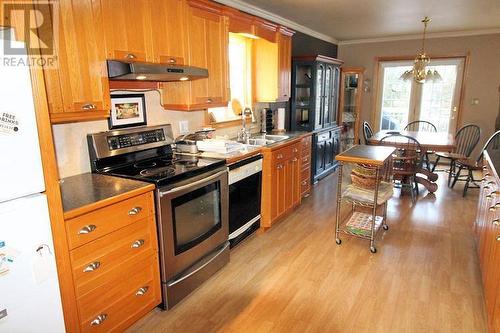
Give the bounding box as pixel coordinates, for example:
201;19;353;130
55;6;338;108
247;138;276;146
264;134;290;141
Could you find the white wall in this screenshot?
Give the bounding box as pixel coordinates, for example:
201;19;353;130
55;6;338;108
52;90;266;178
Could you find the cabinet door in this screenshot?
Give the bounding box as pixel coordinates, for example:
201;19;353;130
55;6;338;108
291;154;301;206
148;0;187;64
314;139;326;176
314;64;325;130
273;161;287;219
277;32;292;102
323;65;333;127
330;65;341;126
324;138;334;170
43;0;111;123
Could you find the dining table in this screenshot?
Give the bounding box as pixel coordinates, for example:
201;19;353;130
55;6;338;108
367;130;456;193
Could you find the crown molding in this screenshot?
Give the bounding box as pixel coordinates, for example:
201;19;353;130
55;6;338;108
213;0;339;44
338;28;500;45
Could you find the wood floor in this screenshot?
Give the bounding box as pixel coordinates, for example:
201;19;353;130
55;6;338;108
129;171;488;333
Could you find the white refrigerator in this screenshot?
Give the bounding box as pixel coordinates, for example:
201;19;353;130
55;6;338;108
0;39;66;332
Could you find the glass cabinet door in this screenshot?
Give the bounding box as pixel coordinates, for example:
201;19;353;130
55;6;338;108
314;64;325;129
339;67;364;151
294;64;313;131
323;65;332;127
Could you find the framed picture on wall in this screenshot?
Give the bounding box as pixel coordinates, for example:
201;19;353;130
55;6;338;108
108;93;147;129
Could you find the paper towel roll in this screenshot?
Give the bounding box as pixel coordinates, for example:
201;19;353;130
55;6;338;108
277;108;285;130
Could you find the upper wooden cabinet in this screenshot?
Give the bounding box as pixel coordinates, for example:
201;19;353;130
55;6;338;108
100;0;151;62
161;0;229;111
253;27;294;103
42;0;111;123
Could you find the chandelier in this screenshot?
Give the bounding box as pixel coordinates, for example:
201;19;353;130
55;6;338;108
400;17;442;84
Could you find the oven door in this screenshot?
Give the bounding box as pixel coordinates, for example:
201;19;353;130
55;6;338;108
156;167;229;281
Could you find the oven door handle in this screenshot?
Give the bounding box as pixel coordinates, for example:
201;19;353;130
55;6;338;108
159;169;226;197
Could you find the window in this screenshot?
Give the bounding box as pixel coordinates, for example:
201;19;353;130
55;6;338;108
209;33;253;123
375;58;465;133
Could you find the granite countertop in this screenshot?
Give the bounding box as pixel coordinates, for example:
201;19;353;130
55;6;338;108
60;173;155;220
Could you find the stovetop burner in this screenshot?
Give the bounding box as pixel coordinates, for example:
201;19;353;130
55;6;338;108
139;166;176;177
134;161;158;169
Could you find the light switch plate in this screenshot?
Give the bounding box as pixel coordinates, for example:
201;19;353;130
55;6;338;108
179;120;189;134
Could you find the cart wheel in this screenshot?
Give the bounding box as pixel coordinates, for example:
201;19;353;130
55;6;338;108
335;238;342;245
383;225;389;231
370;246;377;253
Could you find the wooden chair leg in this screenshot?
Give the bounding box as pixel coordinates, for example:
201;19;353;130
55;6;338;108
432;156;440;172
451;165;463;188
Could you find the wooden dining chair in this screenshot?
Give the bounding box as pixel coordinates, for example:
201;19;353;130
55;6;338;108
451;130;500;196
404;120;437;132
379;134;424;202
363;121;374;145
404;120;437;170
431;124;481;187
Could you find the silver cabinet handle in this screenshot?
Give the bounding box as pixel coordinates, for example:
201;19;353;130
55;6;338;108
128;207;142;216
293;148;298;153
83;261;101;273
207;98;213;103
135;286;149;296
277;164;283;169
131;239;145;248
301;180;307;185
277;154;283;159
90;314;107;326
125;53;136;59
497;236;500;242
78;224;97;235
81;103;96;111
160;170;226;197
493;219;500;226
292;157;298;162
489;203;500;211
168;58;176;64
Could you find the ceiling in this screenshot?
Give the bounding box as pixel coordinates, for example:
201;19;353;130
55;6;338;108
235;0;500;42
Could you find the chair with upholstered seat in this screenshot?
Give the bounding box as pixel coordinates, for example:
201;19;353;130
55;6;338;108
363;121;374;145
404;120;437;170
451;130;500;196
431;124;481;187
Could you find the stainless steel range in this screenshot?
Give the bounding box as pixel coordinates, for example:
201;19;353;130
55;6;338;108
87;124;229;309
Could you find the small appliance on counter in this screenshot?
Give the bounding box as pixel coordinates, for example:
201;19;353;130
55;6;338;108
87;124;229;310
174;128;215;154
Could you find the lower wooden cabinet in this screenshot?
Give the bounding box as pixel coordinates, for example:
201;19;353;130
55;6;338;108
65;191;160;332
312;126;341;183
300;135;312;197
475;151;500;332
261;136;311;228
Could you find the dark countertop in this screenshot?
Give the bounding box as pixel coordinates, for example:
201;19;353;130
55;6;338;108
60;173;155;220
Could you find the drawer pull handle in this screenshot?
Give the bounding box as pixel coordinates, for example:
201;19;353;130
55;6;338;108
81;103;96;111
128;207;143;216
497;235;500;242
302;180;307;185
131;239;145;248
83;261;101;273
78;224;97;235
207;98;213;103
168;58;176;64
125;53;136;59
493;219;500;226
277;164;283;169
293;148;298;153
277;154;283;159
135;286;149;296
90;314;107;326
292;157;298;162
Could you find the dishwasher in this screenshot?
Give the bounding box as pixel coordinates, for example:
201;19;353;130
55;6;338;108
228;154;263;248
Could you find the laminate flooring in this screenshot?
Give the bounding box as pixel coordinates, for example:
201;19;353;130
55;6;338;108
129;171;487;333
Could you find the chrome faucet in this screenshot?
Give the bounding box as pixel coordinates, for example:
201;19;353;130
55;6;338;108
237;107;252;143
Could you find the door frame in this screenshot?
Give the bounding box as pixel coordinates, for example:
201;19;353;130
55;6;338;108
372;53;469;132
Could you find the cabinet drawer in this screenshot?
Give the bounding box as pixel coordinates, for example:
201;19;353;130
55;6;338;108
301;136;312;151
272;143;300;163
300;177;311;195
66;192;153;250
79;254;161;333
301;154;311;170
71;216;157;296
301;168;311;182
317;132;331;142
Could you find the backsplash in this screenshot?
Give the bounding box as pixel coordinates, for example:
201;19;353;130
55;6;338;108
52;90;268;178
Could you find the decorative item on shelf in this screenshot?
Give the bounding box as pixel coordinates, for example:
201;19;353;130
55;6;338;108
400;17;442;84
108;93;147;129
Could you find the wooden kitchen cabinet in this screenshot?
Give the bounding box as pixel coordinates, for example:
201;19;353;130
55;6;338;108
261;138;305;228
474;151;500;332
38;0;111;123
277;27;293;102
100;0;151;62
65;191;161;332
161;0;229;111
300;134;312;197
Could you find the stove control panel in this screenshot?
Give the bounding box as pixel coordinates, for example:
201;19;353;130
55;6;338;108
107;129;166;150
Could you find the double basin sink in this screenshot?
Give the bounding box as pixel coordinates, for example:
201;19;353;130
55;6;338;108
246;134;290;147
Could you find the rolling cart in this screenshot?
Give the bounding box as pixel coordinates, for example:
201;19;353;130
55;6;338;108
335;145;395;253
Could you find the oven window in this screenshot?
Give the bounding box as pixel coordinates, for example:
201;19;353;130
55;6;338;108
172;181;222;255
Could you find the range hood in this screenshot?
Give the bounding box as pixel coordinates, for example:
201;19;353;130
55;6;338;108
106;60;208;82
